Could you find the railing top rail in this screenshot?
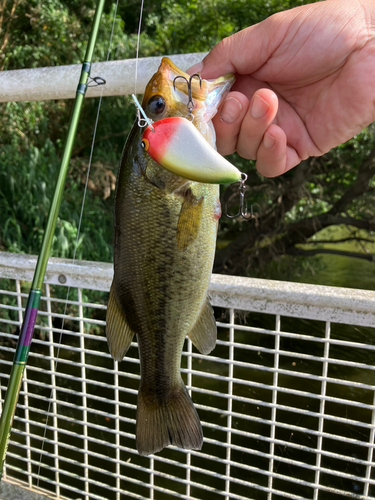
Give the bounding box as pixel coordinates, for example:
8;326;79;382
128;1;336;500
0;53;207;103
1;251;374;327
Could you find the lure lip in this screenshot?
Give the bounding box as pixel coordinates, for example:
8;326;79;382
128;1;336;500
142;117;242;185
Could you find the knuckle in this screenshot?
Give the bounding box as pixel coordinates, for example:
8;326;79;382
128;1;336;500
236;143;256;160
217;144;236;156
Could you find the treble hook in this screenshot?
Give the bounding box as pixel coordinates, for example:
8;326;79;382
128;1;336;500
173;73;202;120
225;173;253;221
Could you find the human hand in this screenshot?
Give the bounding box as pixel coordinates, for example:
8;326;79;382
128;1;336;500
188;0;375;177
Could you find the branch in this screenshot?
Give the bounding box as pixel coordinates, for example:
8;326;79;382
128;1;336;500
215;149;375;274
215;160;312;272
262;160;311;226
0;0;7;35
328;149;375;215
287;247;375;262
309;237;375;245
285;214;375;242
0;0;21;70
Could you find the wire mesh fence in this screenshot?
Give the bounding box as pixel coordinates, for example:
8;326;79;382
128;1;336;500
1;252;375;500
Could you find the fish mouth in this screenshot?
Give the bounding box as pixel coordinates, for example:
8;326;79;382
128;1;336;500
142;57;235;127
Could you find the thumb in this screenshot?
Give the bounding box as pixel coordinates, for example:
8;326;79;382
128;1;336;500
187;18;279;79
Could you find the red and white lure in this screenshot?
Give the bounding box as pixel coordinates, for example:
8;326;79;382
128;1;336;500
142;116;242;185
132;72;251;219
131;92;241;185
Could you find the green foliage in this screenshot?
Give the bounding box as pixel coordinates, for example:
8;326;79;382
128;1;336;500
0;0;374;287
146;0;316;54
3;1;85;70
0;138;113;261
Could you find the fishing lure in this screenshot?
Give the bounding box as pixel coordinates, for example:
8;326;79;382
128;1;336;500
132;92;241;184
132;77;252;219
142;117;242;184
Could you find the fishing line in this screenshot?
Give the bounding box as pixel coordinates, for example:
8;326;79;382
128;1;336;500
35;0;120;487
134;0;145;95
36;0;145;486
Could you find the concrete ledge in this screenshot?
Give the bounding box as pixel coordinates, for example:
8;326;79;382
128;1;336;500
0;480;57;500
1;251;375;327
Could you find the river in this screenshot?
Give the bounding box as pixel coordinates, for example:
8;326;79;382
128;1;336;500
292;225;375;291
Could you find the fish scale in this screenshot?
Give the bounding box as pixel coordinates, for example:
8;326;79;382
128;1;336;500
106;57;234;455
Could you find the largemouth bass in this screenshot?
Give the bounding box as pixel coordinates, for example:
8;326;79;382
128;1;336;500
106;57;234;456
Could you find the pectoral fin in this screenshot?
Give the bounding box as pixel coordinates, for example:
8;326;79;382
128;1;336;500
106;282;135;361
188;299;217;355
177;189;204;250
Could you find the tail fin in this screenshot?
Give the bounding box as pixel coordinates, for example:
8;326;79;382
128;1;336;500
136;383;203;456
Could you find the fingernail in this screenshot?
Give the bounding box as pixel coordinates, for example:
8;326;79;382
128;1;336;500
220;97;243;124
186;61;203;75
251;94;269;119
263;131;276;149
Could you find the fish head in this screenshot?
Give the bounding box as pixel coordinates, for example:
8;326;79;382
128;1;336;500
140;57;241;184
141;57;235;146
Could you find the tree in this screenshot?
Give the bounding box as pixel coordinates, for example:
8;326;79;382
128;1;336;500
217;128;375;277
0;0;374;283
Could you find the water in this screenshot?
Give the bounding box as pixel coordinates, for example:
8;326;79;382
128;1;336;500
293;225;375;291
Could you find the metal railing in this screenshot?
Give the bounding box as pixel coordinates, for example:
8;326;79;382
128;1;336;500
1;251;375;500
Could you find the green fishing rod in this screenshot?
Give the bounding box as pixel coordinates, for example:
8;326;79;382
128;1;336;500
0;0;106;480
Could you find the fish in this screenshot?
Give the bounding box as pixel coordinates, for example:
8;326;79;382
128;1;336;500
106;57;235;456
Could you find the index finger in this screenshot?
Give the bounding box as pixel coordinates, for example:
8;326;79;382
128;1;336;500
187;17;283;79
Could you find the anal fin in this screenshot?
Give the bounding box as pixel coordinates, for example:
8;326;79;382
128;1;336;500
106;281;135;361
188;299;217;355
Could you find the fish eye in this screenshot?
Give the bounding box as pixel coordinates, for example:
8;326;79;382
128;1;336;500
147;95;166;116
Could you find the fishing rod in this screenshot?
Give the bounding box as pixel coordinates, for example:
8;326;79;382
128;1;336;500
0;0;106;480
